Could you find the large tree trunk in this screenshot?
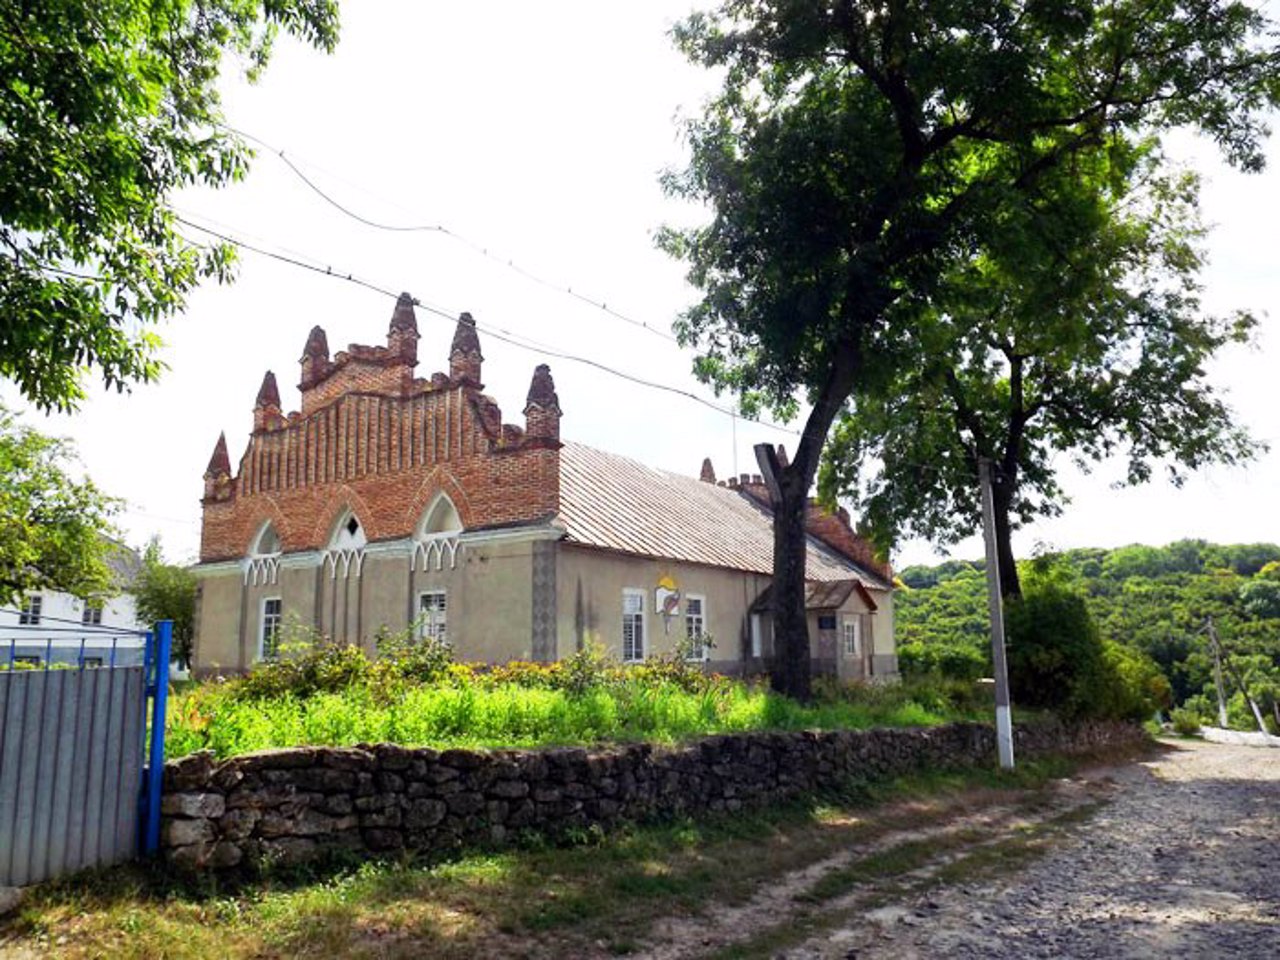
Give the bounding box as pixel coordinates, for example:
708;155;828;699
763;343;861;701
992;491;1021;600
770;466;813;700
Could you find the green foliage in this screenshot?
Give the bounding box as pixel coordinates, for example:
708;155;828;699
1005;580;1109;719
897;642;988;683
0;0;339;411
0;407;120;605
899;541;1280;725
166;642;975;759
1169;707;1202;736
130;537;196;665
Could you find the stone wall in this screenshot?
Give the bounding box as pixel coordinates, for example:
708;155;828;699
160;720;1146;870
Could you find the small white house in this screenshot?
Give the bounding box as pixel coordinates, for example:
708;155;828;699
0;546;146;668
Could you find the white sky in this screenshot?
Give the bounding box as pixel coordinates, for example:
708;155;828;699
7;2;1279;569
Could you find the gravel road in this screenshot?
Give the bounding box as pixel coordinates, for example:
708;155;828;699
793;739;1280;960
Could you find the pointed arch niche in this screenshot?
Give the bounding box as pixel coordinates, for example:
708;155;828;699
245;521;282;586
413;492;463;572
324;509;368;580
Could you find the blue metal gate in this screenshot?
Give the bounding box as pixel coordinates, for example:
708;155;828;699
0;614;169;886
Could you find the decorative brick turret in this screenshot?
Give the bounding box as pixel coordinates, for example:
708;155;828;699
299;326;330;390
203;433;232;502
253;371;283;432
449;312;483;386
700;458;716;483
523;364;561;444
387;292;420;364
199;297;566;564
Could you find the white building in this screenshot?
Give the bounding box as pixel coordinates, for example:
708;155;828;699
1;546;147;668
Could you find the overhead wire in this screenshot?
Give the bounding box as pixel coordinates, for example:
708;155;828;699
174;214;804;437
219;123;680;344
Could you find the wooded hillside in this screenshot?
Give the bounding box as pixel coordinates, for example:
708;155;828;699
897;541;1280;730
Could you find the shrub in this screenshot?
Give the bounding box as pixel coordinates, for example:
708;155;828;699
1169;706;1202;736
1005;580;1110;720
234;628;371;702
897;641;987;682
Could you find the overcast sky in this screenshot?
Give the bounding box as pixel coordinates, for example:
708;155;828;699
8;2;1279;569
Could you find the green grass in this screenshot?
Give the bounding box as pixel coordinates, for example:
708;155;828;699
166;674;985;759
1;753;1121;960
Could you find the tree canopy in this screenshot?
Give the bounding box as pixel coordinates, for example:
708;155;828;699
662;1;1280;697
0;0;340;411
818;151;1258;598
0;407;121;605
131;537;197;666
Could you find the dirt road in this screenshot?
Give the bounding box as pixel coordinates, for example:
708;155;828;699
640;739;1279;959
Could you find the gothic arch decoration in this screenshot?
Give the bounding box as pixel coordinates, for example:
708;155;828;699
245;520;283;586
309;485;378;549
401;467;473;533
413;491;463;572
323;508;368;581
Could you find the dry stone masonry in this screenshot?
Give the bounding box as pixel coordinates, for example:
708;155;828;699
160;720;1146;871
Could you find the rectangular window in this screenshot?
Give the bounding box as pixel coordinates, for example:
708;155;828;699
260;598;282;660
817;614;837;631
19;595;42;625
419;591;447;642
842;616;861;657
685;595;707;660
622;589;645;662
82;602;103;625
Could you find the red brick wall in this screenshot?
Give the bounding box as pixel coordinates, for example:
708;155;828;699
201;340;560;562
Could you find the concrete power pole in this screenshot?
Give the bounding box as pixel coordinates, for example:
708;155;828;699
978;458;1015;771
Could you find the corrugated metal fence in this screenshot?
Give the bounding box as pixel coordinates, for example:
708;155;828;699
0;621;170;887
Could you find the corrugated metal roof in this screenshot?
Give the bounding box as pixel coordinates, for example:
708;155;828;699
558;443;878;584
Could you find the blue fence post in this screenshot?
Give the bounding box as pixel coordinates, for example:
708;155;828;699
142;620;172;856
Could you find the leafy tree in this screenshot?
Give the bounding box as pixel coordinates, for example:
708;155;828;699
820;154;1257;599
0;0;340;411
0;407;120;604
662;0;1280;697
131;537;197;666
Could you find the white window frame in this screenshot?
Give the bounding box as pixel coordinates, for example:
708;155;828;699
622;589;646;662
750;613;763;658
259;597;283;661
82;601;103;626
19;594;42;626
842;615;861;657
418;590;448;642
684;594;708;660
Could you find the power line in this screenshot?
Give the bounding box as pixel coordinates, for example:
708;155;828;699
174;214;803;437
221;124;680;344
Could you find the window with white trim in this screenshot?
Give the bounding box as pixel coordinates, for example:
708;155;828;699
685;595;707;659
419;590;447;642
622;589;645;662
19;595;42;625
260;598;283;660
842;615;860;657
82;601;103;625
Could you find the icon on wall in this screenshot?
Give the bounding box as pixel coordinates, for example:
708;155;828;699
655;574;681;635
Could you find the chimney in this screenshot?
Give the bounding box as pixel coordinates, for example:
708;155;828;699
203;432;232;501
524;363;561;444
253;371;283;431
299;325;330;390
700;458;716;483
387;291;420;364
449;312;483;386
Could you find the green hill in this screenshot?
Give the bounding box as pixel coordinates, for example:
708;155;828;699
896;540;1280;731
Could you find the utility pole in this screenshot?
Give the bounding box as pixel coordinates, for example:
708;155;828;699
1207;617;1230;729
978;458;1015;770
1207;617;1269;734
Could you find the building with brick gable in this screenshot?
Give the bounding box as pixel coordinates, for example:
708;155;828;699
191;295;896;678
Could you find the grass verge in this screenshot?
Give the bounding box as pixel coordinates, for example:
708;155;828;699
0;747;1140;960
